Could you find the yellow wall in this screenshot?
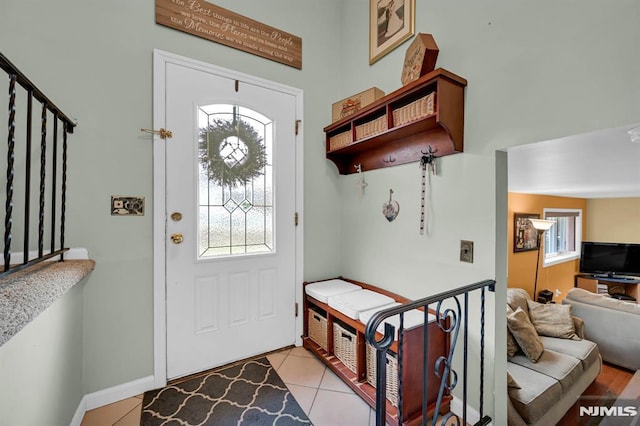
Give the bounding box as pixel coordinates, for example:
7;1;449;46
586;198;640;243
508;193;587;302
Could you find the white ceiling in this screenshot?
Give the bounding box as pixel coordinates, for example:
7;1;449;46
507;123;640;199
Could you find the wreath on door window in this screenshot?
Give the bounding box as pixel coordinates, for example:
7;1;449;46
199;118;267;187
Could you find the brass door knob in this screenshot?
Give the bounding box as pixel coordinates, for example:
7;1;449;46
170;233;184;244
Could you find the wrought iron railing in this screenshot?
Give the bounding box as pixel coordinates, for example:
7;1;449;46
365;279;496;426
0;53;76;277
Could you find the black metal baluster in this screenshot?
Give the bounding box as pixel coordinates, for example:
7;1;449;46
422;305;429;426
23;92;33;264
463;293;469;426
4;74;16;271
38;102;47;258
50;113;58;254
60;124;67;261
479;287;491;425
397;313;405;424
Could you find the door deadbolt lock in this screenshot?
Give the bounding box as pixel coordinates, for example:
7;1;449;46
170;233;184;244
170;212;183;221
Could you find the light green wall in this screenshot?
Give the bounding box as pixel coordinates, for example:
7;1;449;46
0;0;343;400
0;283;84;426
336;0;640;421
1;1;640;424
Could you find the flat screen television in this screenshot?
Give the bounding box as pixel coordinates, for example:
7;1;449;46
580;241;640;278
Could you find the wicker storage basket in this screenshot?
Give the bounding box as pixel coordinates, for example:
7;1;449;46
308;308;328;351
355;116;388;141
328;131;352;152
392;92;435;127
333;322;358;374
366;343;399;406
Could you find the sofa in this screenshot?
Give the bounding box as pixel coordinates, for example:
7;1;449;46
506;288;602;426
563;287;640;371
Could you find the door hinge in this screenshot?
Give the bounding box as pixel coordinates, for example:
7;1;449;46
295;119;301;135
294;212;299;226
295;302;299;318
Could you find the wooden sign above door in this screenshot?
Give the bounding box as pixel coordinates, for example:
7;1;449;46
156;0;302;69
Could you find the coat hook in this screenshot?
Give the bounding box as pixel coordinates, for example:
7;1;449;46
383;155;396;164
354;163;362;173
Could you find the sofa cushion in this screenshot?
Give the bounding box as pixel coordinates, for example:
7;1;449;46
506;305;520;357
527;300;579;340
507;288;531;315
507;362;563;424
509;348;584;393
507;370;521;389
565;288;640;316
507;306;544;362
539;336;600;371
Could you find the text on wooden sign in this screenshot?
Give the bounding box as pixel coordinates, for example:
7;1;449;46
156;0;302;69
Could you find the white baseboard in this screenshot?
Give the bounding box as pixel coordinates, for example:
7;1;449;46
450;395;492;425
69;375;155;426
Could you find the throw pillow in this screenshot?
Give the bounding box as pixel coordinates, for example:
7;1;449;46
507;306;544;362
507;370;521;389
527;300;579;340
506;305;519;357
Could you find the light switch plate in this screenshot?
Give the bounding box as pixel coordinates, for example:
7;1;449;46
111;196;144;216
460;240;474;263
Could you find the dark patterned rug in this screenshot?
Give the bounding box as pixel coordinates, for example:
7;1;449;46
141;357;312;425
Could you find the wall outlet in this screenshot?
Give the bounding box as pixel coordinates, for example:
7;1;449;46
460;240;474;263
111;196;144;216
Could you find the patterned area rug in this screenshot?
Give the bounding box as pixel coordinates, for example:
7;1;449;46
141;357;312;425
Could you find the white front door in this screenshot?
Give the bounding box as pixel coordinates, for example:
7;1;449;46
159;55;301;380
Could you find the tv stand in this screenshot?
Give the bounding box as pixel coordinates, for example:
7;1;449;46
575;274;639;303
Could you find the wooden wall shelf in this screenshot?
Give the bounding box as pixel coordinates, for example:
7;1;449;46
324;68;467;175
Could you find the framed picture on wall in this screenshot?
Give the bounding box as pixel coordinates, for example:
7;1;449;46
369;0;415;64
514;213;539;253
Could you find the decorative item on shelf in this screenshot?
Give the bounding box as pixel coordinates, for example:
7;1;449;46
383;189;400;222
528;218;555;301
401;33;439;86
199;118;267;187
331;87;385;122
355;164;368;196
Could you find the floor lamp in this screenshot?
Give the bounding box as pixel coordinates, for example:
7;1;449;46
529;219;555;301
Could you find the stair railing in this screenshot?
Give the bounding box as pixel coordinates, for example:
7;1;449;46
365;278;496;426
0;53;76;277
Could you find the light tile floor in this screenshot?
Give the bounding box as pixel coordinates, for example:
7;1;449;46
81;346;455;426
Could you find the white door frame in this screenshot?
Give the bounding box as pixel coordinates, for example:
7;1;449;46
152;49;304;387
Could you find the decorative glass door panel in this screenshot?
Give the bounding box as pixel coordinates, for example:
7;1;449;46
197;104;273;258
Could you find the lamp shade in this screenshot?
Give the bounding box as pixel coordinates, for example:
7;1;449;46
529;218;554;232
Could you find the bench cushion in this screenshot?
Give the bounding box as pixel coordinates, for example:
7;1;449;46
305;279;362;304
328;289;396;319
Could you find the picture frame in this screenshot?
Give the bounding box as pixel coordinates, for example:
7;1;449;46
369;0;415;65
514;213;540;253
